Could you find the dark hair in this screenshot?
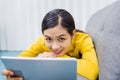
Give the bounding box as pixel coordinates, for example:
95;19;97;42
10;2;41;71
42;9;76;35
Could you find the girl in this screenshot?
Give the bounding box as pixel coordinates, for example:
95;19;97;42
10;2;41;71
2;9;98;80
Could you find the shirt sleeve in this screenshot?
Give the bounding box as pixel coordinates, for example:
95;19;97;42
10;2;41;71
18;35;46;57
77;34;98;80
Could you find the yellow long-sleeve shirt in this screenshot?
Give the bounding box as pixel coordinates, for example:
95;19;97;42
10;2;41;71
19;32;98;80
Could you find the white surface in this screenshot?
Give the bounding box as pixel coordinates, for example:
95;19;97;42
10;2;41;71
0;0;117;50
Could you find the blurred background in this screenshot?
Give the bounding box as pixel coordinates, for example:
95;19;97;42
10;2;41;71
0;0;117;51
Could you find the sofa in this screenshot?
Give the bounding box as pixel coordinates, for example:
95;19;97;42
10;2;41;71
86;0;120;80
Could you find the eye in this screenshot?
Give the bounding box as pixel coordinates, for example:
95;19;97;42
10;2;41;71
59;37;65;42
45;37;52;42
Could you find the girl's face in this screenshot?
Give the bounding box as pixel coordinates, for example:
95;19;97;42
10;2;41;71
43;25;74;57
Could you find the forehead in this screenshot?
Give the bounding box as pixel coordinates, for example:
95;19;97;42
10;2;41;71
43;25;69;37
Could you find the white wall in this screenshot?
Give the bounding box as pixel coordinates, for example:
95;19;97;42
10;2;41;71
0;0;117;50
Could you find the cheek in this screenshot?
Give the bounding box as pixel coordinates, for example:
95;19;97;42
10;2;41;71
45;42;51;49
63;40;71;48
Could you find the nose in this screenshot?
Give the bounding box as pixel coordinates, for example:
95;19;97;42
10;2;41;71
51;42;60;50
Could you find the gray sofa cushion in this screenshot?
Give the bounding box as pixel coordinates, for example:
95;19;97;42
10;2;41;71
86;0;120;80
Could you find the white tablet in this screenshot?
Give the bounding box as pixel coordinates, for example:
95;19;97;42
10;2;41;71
1;56;77;80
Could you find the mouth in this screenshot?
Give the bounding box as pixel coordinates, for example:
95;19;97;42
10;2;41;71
53;49;63;55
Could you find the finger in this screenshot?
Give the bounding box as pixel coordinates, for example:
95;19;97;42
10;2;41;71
6;76;23;80
6;75;11;80
12;77;23;80
2;69;14;76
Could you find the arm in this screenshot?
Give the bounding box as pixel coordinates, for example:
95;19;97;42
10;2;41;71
61;33;98;80
77;34;98;80
18;35;49;57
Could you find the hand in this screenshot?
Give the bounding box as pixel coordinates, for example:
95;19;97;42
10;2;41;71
36;52;56;58
2;69;23;80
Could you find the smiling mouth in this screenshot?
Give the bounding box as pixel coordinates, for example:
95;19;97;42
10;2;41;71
53;50;63;54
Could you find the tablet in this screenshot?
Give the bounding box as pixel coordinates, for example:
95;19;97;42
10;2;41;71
1;56;77;80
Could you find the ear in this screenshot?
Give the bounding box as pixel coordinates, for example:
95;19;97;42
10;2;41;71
71;29;76;39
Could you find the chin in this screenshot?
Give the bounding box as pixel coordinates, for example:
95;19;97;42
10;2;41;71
57;53;65;57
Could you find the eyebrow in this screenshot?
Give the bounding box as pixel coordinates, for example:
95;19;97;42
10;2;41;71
44;34;66;38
